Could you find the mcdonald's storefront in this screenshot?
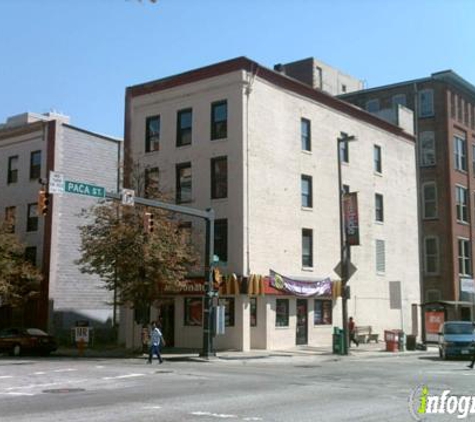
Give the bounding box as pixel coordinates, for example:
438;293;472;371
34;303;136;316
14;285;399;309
123;271;340;352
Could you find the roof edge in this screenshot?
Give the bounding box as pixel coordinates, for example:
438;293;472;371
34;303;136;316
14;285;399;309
126;57;414;142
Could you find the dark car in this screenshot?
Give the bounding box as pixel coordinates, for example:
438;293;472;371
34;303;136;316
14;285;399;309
0;328;57;356
438;321;475;360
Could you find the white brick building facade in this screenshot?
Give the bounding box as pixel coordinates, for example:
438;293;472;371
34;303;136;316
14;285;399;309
0;113;121;338
124;58;421;351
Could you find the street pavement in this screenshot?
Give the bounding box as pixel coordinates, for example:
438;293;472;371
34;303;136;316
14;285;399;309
0;344;472;422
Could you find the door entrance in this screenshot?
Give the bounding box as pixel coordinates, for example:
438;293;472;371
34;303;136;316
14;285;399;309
159;300;175;347
296;299;308;345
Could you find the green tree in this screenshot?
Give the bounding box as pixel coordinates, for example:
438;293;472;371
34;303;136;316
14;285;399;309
0;222;42;307
76;198;197;321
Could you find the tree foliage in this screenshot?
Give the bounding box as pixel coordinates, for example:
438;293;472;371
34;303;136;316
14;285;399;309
77;198;198;313
0;222;42;307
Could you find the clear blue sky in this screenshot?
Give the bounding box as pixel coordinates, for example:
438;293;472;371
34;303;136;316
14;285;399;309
1;0;474;138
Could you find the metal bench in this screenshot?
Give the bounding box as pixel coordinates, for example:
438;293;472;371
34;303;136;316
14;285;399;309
355;326;379;344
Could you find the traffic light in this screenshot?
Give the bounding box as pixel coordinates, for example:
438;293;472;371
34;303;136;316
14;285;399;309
144;211;154;234
38;189;50;216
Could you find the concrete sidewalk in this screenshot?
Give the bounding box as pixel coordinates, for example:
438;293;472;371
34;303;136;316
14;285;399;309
54;341;436;361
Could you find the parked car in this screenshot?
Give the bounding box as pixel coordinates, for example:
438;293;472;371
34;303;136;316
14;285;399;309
438;321;475;360
0;328;57;357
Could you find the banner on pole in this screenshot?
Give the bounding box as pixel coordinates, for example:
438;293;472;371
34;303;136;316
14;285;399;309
343;192;360;246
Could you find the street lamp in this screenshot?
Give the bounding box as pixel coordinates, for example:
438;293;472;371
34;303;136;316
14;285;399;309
337;131;357;355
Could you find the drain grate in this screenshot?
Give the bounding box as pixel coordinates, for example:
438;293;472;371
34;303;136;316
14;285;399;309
43;388;86;394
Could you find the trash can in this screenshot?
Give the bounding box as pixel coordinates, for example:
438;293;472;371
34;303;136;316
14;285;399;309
397;331;405;352
333;327;344;355
384;330;399;352
406;334;416;351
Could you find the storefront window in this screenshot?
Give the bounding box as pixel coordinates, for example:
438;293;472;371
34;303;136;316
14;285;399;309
275;299;289;327
314;300;332;325
250;297;257;327
184;297;203;326
219;297;235;327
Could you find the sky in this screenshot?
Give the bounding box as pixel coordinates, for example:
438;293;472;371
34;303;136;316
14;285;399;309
1;0;474;139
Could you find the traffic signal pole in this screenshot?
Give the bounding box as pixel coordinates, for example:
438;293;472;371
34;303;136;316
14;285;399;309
105;192;216;358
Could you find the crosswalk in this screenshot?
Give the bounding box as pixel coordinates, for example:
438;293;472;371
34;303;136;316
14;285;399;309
0;361;155;398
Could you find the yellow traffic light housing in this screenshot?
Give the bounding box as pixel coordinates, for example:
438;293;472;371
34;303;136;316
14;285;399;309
38;189;50;216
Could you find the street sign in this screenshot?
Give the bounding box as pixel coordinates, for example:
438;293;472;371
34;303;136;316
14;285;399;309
64;180;105;198
333;260;358;280
49;171;65;194
122;189;135;206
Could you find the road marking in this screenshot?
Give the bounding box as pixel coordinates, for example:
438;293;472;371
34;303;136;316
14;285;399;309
0;376;13;379
143;406;162;409
95;365;105;369
243;418;263;421
33;372;46;375
5;392;36;396
191;411;237;418
102;373;146;380
53;368;77;373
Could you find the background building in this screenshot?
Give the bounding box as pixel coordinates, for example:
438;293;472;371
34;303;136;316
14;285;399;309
273;57;364;96
340;71;475;339
124;57;420;351
0;112;121;341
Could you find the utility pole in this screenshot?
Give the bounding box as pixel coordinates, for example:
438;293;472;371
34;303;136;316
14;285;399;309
337;132;356;355
105;191;216;358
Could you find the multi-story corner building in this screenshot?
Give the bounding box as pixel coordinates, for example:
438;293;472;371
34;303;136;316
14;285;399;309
273;57;364;96
0;112;121;339
124;57;420;351
340;71;475;339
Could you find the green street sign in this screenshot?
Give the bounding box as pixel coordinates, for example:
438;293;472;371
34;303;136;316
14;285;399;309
64;180;105;198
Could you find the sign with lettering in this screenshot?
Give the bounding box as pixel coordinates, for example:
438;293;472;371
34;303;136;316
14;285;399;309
65;180;105;198
48;171;65;194
343;192;360;245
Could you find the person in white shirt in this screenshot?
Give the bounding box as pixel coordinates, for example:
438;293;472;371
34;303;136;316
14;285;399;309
147;321;164;364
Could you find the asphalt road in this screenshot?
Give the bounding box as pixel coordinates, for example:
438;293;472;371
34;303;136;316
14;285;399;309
0;351;473;421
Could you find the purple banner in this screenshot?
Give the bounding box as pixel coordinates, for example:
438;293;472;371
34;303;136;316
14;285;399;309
269;270;332;298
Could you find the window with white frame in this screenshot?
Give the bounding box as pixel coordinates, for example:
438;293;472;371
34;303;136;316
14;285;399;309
422;182;438;219
456;185;469;223
419;89;434;117
419;131;436;166
458;238;471;276
454;135;467;171
375;193;384;222
301;118;311;151
376;239;385;274
424;236;439;275
301;175;313;208
374;145;382;173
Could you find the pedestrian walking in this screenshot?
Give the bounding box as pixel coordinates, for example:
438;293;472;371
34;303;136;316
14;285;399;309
349;316;359;347
147;321;164;364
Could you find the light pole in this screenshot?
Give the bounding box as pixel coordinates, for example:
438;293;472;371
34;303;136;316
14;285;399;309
337;132;356;355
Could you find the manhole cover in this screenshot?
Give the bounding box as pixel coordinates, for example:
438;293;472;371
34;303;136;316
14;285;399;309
43;388;86;394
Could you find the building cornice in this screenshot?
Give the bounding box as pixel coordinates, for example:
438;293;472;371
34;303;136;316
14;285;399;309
126;56;414;142
0;120;46;141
